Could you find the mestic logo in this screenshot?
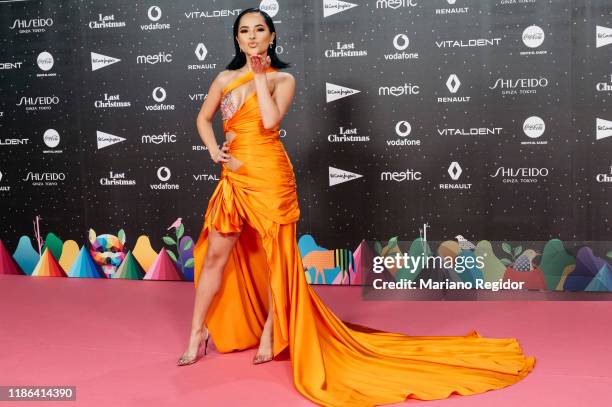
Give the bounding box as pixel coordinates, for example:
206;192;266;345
596;118;612;141
323;0;358;18
136;52;172;64
91;52;120;71
329;166;363;186
97;130;126;149
378;82;420;97
375;0;418;10
326;83;361;102
522;25;545;48
596;26;612;48
523;116;545;138
381;169;422;182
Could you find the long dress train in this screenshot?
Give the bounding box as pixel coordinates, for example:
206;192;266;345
193;66;536;406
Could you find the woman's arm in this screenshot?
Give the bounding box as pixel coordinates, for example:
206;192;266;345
254;71;296;130
196;72;229;162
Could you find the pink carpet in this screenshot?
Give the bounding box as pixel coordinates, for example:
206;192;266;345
1;274;610;406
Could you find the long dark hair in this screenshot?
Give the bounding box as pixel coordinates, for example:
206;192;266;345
225;8;291;70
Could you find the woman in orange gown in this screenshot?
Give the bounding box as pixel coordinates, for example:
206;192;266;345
179;8;536;407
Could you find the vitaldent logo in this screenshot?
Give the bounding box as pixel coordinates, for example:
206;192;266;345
324;41;367;58
42;129;62;154
387;121;421;147
324;0;358;18
0;171;10;192
438;74;470;103
435;0;469;15
384;34;419;61
375;0;418;10
381;169;422;182
16;96;59;111
436;38;501;48
94;93;131;109
0;136;29;146
595;166;612;184
89;13;126;29
596;118;612;141
378;82;420;97
141;132;177;144
596;26;612;48
329;166;363;186
189;93;206;102
326;83;361;102
328;126;370;142
489;167;549;183
141;6;171;30
100;171;136;186
9;17;53;34
184;8;242;19
91;52;120;71
489;77;548;95
437;127;502;136
97;130;126;149
146;87;175;111
151;166;179;190
439;161;472;190
521;116;546;145
22;171;66;186
520;25;547;55
193;173;220;182
188;43;217;70
136;51;173;65
0;61;23;70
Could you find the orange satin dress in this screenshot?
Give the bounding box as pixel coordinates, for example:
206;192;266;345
193;67;536;406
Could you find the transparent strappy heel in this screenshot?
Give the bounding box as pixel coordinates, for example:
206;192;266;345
177;325;210;366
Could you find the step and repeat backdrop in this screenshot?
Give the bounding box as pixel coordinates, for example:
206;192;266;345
0;0;611;290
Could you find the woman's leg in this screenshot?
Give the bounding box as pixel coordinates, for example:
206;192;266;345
180;227;242;359
254;280;274;362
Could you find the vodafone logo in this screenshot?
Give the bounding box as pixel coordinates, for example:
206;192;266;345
157;166;171;181
148;6;162;21
152;87;167;102
393;34;409;51
395;121;411;137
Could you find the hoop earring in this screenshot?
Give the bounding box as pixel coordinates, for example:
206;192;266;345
269;43;273;49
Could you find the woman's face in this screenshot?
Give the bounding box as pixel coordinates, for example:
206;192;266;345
235;12;275;57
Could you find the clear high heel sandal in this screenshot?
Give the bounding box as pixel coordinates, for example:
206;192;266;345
177;325;210;367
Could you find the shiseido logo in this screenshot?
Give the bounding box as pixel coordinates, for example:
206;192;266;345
141;6;171;30
16;96;59;111
489;77;548;95
22;172;66;186
490;167;549;183
10;18;53;33
136;51;173;64
378;83;420;97
324;0;359;18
